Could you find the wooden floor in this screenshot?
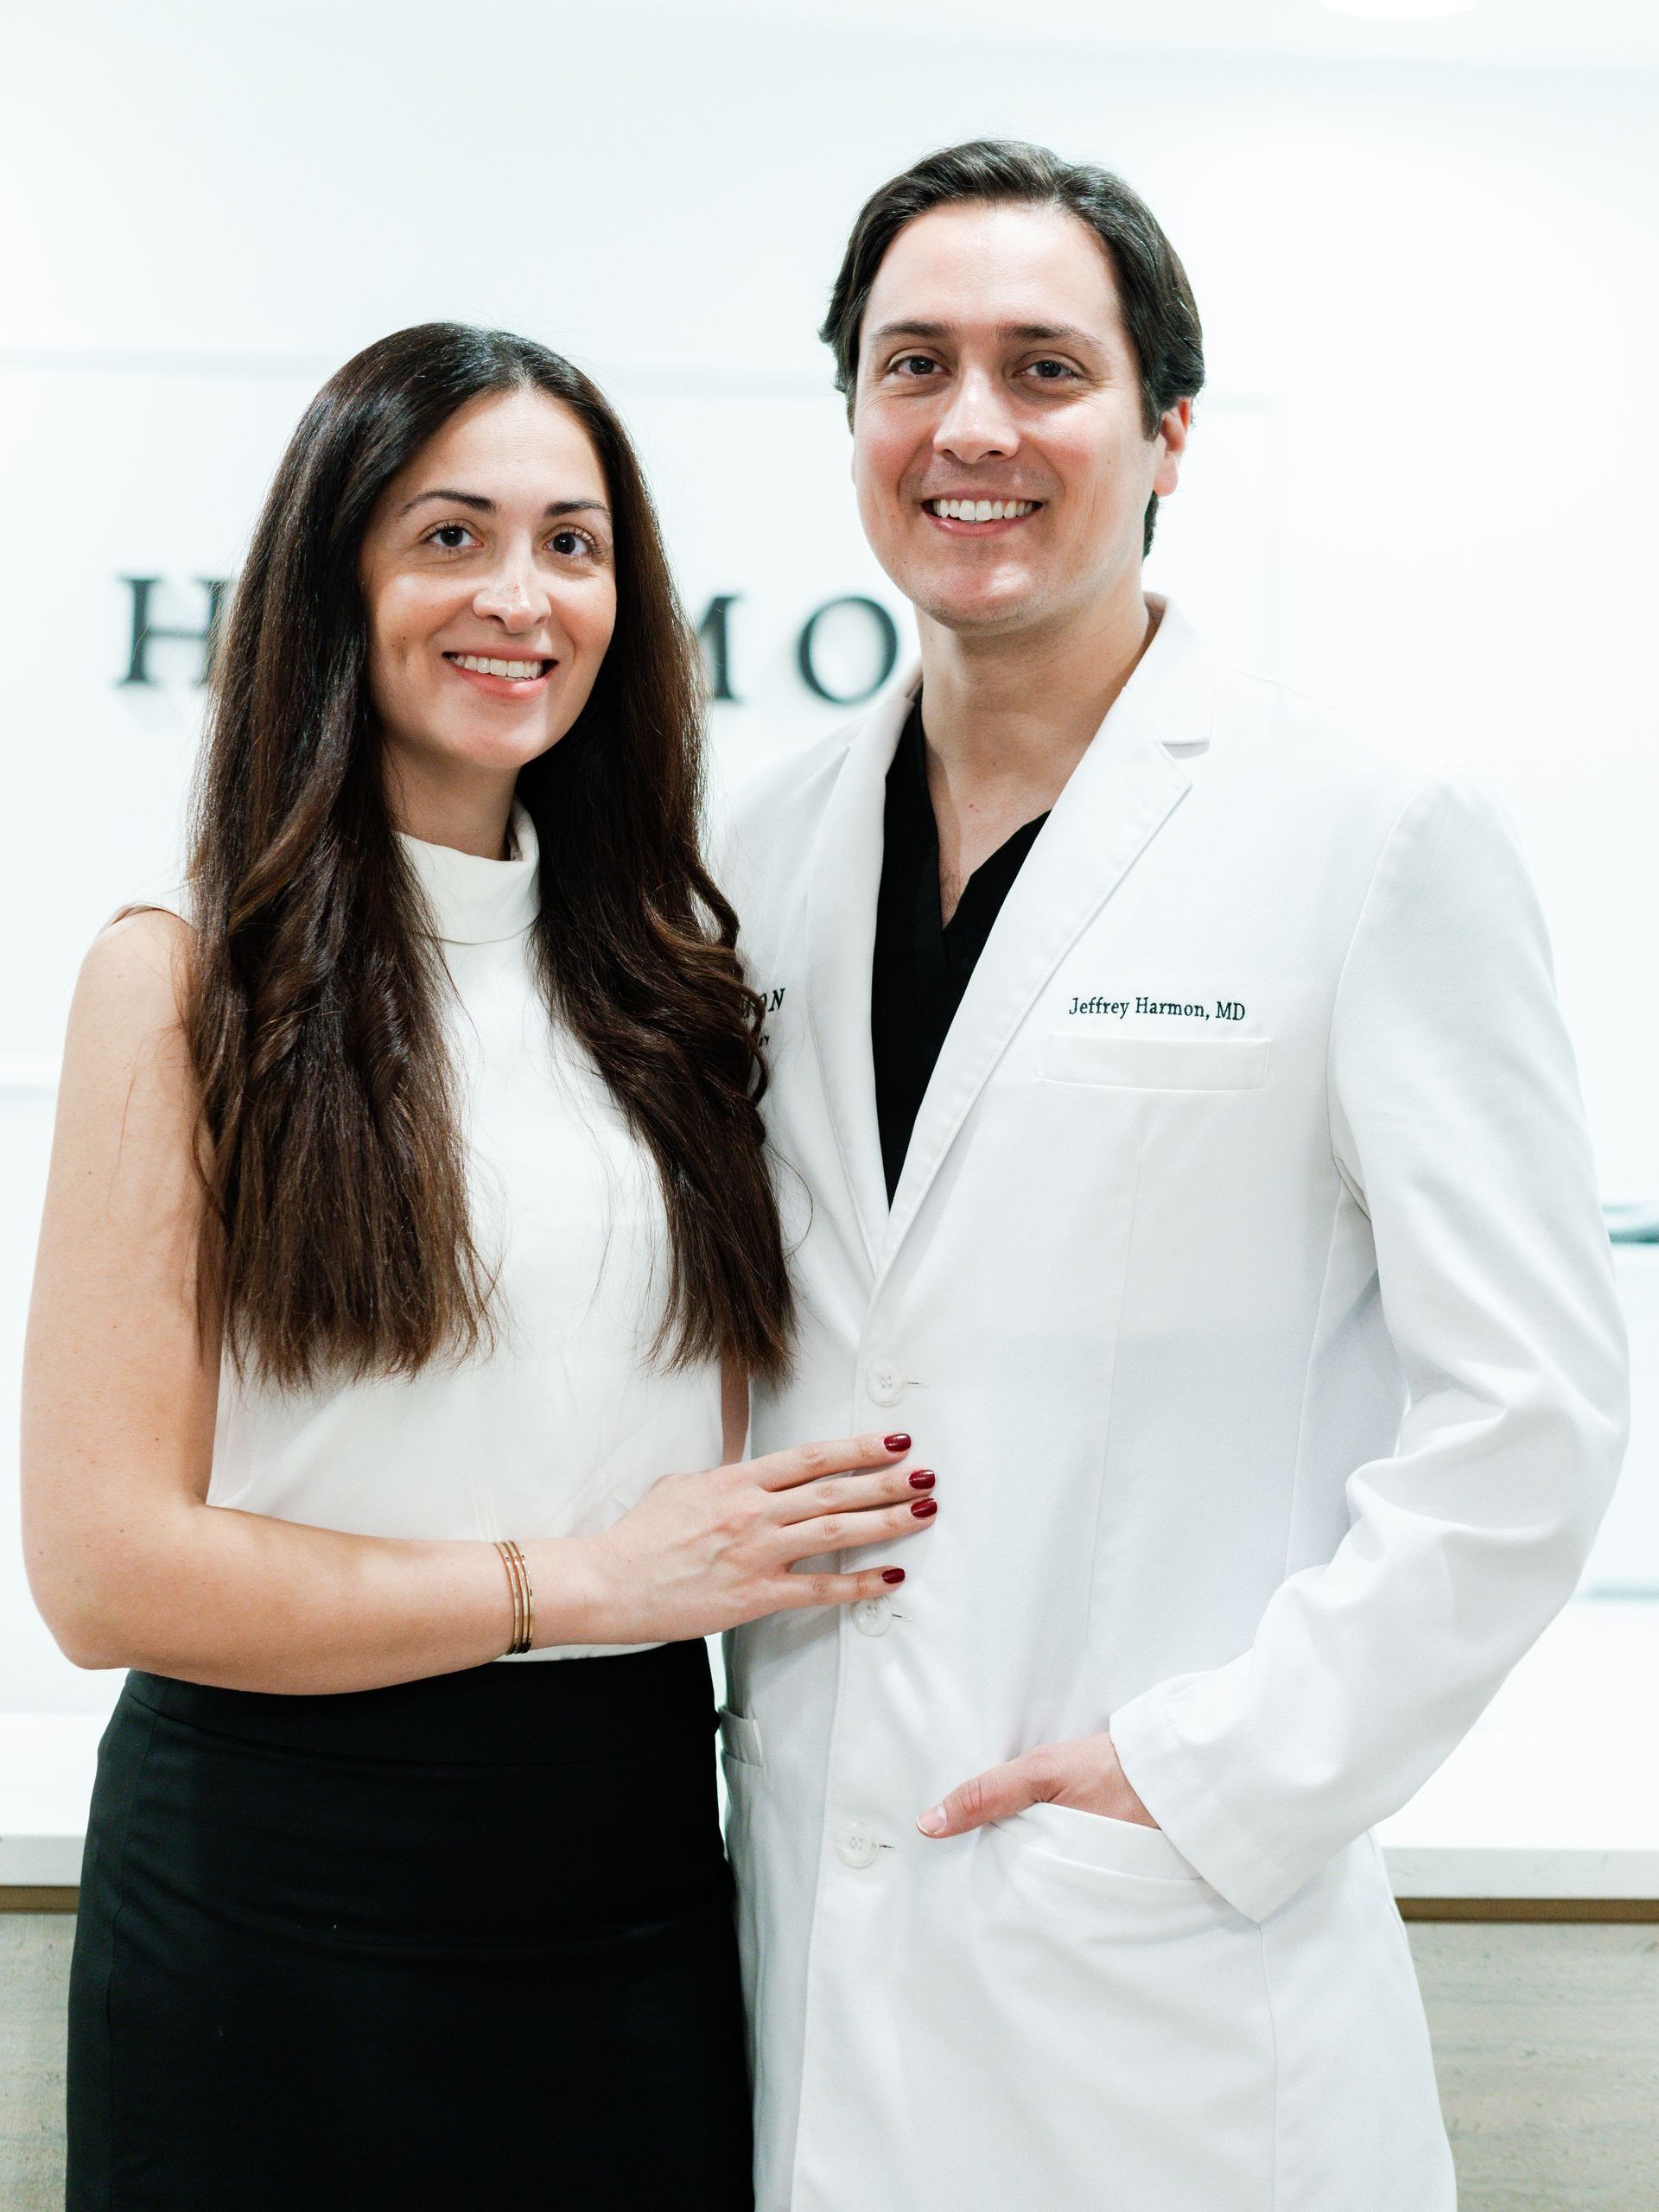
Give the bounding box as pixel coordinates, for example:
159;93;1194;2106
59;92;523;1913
1417;1922;1659;2210
5;1916;1658;2208
0;1915;73;2212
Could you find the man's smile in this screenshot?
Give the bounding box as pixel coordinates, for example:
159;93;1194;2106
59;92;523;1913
921;496;1045;535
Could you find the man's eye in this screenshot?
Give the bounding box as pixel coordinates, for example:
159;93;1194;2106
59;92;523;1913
1028;359;1076;381
429;523;474;550
893;355;938;377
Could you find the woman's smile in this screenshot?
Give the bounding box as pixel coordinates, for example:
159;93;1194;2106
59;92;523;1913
442;648;556;696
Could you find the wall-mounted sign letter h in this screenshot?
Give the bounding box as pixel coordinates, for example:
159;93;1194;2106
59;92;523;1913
118;576;229;686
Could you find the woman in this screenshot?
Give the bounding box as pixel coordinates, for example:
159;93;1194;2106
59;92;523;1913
22;323;938;2209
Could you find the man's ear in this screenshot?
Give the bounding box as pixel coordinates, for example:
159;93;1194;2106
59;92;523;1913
1153;397;1193;500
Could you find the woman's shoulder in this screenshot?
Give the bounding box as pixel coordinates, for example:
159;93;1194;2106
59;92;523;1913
71;905;194;1065
48;904;203;1205
87;897;192;972
118;876;195;929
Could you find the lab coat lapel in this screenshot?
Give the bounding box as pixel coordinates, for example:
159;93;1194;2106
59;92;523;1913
803;677;918;1275
880;606;1217;1268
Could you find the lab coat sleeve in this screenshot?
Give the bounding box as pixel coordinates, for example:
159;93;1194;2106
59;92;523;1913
1108;773;1629;1923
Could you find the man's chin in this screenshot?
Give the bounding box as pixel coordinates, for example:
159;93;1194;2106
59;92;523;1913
887;548;1033;612
911;583;1048;639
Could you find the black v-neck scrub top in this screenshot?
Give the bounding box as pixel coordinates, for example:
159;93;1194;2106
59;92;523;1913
871;701;1051;1202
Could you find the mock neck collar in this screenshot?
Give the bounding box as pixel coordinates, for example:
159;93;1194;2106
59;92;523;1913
397;803;539;945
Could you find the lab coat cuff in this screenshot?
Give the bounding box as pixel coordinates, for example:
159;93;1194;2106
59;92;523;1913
1108;1689;1310;1924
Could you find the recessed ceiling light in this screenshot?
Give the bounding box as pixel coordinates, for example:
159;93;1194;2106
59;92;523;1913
1322;0;1477;16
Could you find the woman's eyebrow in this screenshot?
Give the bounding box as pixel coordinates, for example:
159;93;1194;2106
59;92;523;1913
397;489;612;518
399;487;493;515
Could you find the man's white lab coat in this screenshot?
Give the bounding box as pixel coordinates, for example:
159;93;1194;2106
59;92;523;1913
721;601;1627;2212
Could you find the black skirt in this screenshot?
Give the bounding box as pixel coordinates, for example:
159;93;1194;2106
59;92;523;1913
67;1639;753;2211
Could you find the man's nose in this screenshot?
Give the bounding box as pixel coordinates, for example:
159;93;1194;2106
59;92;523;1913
933;369;1018;466
473;555;550;630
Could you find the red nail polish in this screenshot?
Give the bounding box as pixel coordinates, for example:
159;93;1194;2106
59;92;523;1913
908;1469;936;1490
881;1568;906;1585
911;1497;938;1519
884;1432;911;1452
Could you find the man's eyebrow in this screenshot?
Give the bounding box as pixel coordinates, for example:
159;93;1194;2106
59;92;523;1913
868;321;951;344
866;318;1105;351
1000;321;1102;348
397;489;612;519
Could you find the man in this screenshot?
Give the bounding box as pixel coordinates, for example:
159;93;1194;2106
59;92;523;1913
721;139;1626;2211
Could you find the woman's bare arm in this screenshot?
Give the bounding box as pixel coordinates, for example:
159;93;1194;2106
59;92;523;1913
22;913;927;1696
20;910;543;1690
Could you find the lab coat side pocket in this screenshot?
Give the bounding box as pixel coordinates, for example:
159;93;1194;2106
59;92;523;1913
717;1706;764;1768
715;1708;763;1899
1014;1798;1205;1884
976;1799;1278;2211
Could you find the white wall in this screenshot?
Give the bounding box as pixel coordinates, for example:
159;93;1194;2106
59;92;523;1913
3;3;1656;1713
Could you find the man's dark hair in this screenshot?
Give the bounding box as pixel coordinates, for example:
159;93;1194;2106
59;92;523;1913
821;139;1205;555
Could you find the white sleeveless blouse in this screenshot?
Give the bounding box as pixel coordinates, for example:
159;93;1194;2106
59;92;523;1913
202;808;723;1659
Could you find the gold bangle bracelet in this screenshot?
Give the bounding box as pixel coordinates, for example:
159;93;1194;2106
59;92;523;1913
508;1539;531;1654
499;1539;527;1654
496;1538;520;1654
495;1539;534;1656
511;1540;535;1652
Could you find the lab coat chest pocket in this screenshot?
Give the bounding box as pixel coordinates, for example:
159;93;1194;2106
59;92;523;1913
957;1017;1275;1365
1028;995;1306;1300
1043;1032;1270;1090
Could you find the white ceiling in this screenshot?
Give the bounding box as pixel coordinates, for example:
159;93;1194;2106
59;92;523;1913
621;0;1659;69
186;0;1659;68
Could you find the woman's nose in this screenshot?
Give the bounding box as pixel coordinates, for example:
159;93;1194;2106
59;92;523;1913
473;560;550;629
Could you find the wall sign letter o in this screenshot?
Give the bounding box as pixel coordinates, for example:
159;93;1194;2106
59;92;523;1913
796;595;899;705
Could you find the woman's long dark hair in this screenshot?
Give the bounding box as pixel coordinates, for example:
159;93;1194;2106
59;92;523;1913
188;321;792;1389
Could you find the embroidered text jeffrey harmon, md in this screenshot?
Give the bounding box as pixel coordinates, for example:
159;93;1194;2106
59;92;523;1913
1068;996;1247;1020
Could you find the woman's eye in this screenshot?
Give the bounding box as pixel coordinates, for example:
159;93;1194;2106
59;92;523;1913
548;529;594;558
429;523;475;550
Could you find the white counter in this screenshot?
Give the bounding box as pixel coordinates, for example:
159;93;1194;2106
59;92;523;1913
9;1595;1658;1897
1;1713;106;1886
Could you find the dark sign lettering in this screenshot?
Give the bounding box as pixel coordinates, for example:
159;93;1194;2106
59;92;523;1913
118;577;906;707
118;576;228;687
696;594;741;703
796;595;899;706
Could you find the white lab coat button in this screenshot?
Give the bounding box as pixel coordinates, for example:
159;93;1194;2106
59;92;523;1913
852;1596;893;1637
836;1820;880;1870
866;1358;906;1407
